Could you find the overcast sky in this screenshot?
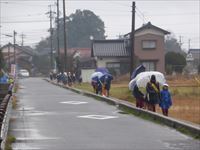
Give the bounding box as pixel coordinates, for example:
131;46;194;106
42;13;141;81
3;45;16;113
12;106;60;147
0;0;199;51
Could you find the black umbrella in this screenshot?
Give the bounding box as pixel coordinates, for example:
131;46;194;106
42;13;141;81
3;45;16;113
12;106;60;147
131;64;146;80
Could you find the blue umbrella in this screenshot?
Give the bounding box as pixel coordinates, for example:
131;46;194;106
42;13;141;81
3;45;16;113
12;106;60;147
100;73;113;82
95;68;109;74
131;64;146;80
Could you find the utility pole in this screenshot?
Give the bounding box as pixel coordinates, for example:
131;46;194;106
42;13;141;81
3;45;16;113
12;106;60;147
8;43;11;70
63;0;67;72
179;36;183;48
130;1;135;79
56;0;61;71
20;33;25;46
46;5;56;70
13;30;17;64
0;1;1;48
188;39;191;51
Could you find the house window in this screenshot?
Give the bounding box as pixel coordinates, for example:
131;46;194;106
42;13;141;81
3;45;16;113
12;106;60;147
142;61;156;71
106;62;120;68
106;62;120;76
142;40;156;49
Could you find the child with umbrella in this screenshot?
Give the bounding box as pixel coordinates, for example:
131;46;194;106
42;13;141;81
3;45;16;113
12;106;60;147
159;83;172;116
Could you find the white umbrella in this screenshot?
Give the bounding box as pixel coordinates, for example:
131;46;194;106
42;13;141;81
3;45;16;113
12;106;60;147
91;72;104;80
129;71;166;90
129;78;137;90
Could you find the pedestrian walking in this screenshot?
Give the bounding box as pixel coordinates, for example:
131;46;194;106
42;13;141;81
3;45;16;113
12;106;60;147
159;83;172;116
146;75;160;112
72;73;76;84
103;75;112;97
133;84;144;108
49;72;53;81
68;72;72;86
78;76;82;85
8;81;14;96
96;79;102;95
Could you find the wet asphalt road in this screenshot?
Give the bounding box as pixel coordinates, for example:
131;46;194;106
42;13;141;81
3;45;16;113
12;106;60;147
9;78;200;150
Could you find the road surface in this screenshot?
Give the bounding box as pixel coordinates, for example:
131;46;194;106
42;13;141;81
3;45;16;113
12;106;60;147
9;78;200;150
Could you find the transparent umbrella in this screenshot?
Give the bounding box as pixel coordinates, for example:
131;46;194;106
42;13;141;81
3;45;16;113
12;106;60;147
91;72;104;82
129;71;166;90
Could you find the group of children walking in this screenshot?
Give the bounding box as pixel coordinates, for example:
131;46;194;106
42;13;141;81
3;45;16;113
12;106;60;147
133;75;172;116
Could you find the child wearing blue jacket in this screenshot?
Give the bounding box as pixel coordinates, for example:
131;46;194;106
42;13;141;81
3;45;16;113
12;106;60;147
159;83;172;116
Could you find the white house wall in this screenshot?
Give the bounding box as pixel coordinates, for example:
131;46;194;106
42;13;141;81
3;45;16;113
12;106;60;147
97;57;121;67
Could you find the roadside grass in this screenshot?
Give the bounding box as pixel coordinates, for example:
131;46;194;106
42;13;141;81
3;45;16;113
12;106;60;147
74;82;200;125
12;95;18;109
13;83;19;93
5;135;16;150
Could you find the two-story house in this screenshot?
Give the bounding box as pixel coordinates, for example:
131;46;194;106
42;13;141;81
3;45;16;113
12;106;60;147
134;22;170;73
92;22;170;75
0;43;35;73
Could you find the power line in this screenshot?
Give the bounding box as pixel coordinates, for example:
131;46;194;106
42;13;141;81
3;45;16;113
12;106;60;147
1;20;49;23
135;6;147;24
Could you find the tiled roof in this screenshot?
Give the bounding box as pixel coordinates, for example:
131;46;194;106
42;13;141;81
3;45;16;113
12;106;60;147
92;39;130;57
124;22;170;37
135;22;170;34
60;48;91;58
188;49;200;54
0;43;35;56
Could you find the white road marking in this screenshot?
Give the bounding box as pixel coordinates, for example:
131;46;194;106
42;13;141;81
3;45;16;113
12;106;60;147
12;143;42;150
60;101;88;105
78;115;119;120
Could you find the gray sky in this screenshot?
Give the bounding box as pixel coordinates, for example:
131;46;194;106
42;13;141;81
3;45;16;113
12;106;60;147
0;0;199;51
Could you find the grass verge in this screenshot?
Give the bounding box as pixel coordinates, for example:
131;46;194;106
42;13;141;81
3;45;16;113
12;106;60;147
5;135;16;150
12;95;17;109
75;82;200;125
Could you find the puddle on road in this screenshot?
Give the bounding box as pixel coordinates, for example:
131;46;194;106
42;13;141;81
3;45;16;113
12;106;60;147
24;111;56;116
12;128;60;150
18;107;35;111
78;114;119;120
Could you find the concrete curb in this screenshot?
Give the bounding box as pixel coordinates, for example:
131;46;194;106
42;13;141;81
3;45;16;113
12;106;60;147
45;79;200;139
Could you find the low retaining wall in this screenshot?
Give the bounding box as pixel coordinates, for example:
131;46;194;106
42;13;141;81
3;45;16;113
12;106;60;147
0;95;12;150
46;79;200;139
0;83;13;150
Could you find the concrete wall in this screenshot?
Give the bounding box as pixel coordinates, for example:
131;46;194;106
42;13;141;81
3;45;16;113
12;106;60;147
81;69;95;82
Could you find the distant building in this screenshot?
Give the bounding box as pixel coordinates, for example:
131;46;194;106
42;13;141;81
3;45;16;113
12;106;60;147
188;49;200;61
59;48;96;69
0;43;35;73
92;39;130;76
186;49;200;74
92;22;170;75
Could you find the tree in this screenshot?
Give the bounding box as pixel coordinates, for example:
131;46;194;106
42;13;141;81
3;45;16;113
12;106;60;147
33;10;105;73
58;9;105;48
165;35;186;55
165;52;186;74
32;55;51;75
0;50;5;70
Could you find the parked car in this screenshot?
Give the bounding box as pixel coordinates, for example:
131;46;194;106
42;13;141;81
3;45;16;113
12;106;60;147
19;69;30;77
